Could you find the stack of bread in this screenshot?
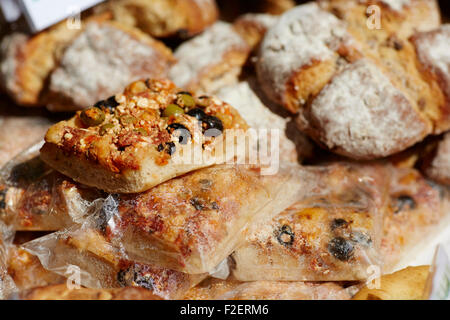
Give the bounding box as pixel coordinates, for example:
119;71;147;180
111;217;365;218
0;0;449;300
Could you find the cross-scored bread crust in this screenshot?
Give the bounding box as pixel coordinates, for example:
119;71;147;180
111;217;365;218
297;59;431;159
41;79;248;193
46;21;175;112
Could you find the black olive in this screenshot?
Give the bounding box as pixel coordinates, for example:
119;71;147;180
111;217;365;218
210;202;219;210
392;195;416;214
187;108;207;121
165;142;176;155
328;237;354;261
157;144;164;152
95;96;119;112
0;188;6;211
190;197;206;211
117;267;133;287
203;115;223;136
350;231;372;247
167;123;191;145
331;218;349;231
133;272;154;290
275;225;295;247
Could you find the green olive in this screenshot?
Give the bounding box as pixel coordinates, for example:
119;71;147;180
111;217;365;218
177;93;195;108
99;123;115;136
80;107;105;127
163;104;185;118
134;127;149;136
119;115;137;126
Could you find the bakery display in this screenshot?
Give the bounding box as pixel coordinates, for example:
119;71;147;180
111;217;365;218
0;0;449;301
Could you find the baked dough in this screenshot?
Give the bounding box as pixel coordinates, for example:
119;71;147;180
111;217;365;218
23;227;206;299
19;284;162;300
45;21;175;112
169;22;251;94
183;278;352;300
420;132;450;185
94;0;218;38
233;13;279;49
100;164;303;274
257;2;446;159
232;162;389;281
41;79;248;193
0;14;110;107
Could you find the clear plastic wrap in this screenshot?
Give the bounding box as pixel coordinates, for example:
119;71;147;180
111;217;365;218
92;163;309;274
231;162;390;281
0;221;16;299
183;278;353;300
381;167;450;272
0;141;103;231
22;219;207;300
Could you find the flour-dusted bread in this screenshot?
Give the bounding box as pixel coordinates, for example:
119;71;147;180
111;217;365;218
320;0;441;39
183;278;352;300
0;15;110;107
411;25;450;133
19;284;162;300
381;167;447;271
232;162;389;281
45;21;175;112
296;59;431;159
257;3;361;113
94;0;218;38
23;227;207;299
233;13;279;49
169;22;251;94
420;132;450;185
97;164;304;274
41;79;248;193
257;2;446;159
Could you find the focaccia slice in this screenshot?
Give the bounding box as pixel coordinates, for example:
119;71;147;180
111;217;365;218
41;79;248;193
232;162;389;281
98;164;304;274
23;226;207;300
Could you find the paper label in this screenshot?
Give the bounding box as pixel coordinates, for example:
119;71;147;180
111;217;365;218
17;0;105;32
0;0;21;22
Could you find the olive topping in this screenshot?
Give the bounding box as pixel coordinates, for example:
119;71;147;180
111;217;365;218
197;96;211;107
99;123;115;136
167;123;191;145
392;195;416;214
0;188;6;210
80;107;105;127
157;142;176;155
331;218;349;231
94;96;119;112
187;108;207;121
177;93;195;108
166;142;176;155
134;128;149;136
203;115;223;137
119;115;137;126
133;272;154;290
117;267;132;287
275;225;295;247
163;104;185;118
328;237;354;261
190;197;206;211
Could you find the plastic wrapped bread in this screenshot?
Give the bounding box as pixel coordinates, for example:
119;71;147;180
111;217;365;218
0;142;103;231
232;162;390;281
183;278;352;300
23;221;207;300
95;163;308;274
